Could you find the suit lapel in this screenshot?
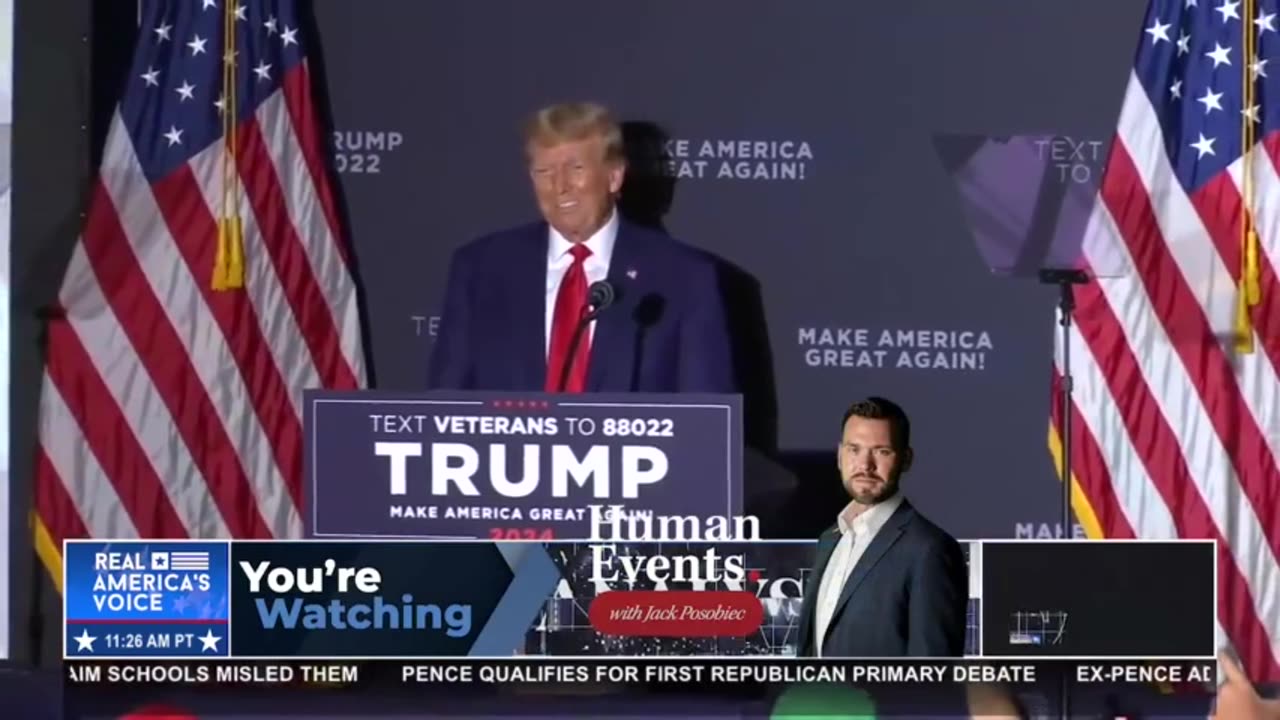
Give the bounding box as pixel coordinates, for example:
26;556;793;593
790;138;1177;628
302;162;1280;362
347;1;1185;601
512;224;549;389
798;527;841;653
822;502;914;644
586;221;641;392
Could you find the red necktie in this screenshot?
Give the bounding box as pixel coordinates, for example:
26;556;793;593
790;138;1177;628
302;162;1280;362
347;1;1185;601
546;244;593;392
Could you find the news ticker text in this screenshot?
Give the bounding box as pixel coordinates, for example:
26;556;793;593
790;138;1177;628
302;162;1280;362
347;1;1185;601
64;659;1217;688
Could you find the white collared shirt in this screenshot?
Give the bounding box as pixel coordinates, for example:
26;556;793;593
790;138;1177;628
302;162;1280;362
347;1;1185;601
812;492;904;656
545;209;618;356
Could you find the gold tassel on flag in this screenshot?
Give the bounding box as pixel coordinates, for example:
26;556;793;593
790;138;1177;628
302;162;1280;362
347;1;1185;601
213;0;245;291
1236;0;1262;353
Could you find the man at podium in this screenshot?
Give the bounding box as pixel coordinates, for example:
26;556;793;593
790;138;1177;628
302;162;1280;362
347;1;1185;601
427;102;736;394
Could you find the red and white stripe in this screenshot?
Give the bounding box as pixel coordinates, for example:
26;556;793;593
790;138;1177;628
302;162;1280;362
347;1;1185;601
34;63;365;553
1055;72;1280;682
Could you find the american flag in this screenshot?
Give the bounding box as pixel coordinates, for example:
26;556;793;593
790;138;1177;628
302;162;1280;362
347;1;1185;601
1051;0;1279;681
33;0;366;587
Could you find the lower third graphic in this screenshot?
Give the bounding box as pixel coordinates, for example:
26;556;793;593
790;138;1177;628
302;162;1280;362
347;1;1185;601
63;540;231;658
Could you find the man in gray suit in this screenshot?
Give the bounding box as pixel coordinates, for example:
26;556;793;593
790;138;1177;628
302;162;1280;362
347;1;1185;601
795;397;967;657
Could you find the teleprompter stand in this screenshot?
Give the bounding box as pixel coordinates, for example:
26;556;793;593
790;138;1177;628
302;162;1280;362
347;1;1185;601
1040;267;1090;534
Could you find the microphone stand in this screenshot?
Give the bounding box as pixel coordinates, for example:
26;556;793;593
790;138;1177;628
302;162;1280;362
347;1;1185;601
1038;267;1088;720
557;303;604;393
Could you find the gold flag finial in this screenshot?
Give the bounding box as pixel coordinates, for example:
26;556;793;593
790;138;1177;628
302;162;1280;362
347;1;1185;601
213;0;245;291
1236;0;1261;353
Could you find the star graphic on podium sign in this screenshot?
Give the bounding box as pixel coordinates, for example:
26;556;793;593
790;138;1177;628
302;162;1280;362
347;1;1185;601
74;629;97;652
199;629;221;652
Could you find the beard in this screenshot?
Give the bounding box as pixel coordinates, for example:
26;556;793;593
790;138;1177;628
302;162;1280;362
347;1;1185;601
845;472;899;506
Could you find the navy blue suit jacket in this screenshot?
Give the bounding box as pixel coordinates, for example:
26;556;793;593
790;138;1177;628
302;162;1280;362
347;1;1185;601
795;499;968;658
427;218;737;393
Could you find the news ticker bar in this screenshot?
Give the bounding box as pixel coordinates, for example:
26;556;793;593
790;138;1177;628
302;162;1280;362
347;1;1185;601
64;658;1219;689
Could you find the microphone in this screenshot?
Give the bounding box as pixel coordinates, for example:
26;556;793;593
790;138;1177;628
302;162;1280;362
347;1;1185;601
585;279;615;320
558;280;615;392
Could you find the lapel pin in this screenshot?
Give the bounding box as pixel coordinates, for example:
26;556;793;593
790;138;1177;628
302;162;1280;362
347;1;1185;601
626;268;637;279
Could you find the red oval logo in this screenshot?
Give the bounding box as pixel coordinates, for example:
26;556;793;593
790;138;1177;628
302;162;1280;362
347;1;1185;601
588;590;763;637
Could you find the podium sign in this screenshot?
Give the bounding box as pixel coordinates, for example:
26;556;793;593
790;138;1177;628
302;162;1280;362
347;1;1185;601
304;391;743;540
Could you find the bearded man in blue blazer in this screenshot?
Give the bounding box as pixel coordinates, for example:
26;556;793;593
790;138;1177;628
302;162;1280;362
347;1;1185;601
796;397;968;657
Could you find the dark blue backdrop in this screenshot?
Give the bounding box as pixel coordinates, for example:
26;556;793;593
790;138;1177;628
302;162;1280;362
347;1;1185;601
308;0;1150;540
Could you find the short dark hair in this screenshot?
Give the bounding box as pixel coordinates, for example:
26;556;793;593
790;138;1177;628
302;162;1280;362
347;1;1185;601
840;396;911;450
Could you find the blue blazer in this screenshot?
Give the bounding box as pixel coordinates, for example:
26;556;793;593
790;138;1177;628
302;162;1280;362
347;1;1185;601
795;500;968;658
427;218;737;393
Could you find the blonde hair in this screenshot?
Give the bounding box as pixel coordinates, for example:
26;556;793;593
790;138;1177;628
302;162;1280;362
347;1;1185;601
523;102;625;164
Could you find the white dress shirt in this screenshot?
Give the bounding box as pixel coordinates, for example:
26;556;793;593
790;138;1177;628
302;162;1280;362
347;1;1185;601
812;492;904;656
545;209;618;357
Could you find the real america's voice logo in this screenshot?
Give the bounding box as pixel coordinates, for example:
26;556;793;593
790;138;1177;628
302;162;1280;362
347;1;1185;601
95;549;213;611
63;541;231;659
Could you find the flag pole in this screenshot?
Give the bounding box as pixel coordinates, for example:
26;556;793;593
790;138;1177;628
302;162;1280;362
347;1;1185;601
1238;0;1261;355
1239;0;1259;353
213;0;244;291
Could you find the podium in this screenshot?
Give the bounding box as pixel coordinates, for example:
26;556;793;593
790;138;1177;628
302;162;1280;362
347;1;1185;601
302;390;743;540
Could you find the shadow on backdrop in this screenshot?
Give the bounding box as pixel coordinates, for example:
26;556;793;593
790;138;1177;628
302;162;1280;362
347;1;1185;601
619;120;778;451
618;121;843;539
296;4;378;388
11;0;141;668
